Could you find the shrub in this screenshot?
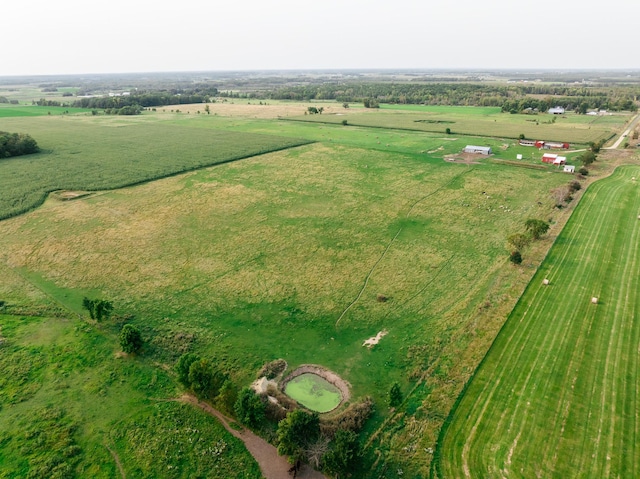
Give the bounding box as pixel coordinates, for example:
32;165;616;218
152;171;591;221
388;382;402;407
120;324;143;354
234;387;265;428
509;250;522;265
320;397;374;437
257;359;287;379
579;167;589;176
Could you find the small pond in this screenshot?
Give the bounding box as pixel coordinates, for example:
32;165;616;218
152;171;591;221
284;373;342;413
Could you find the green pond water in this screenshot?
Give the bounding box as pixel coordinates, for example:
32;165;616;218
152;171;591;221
284;373;342;413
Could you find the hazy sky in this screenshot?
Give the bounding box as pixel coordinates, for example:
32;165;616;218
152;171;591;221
4;0;639;76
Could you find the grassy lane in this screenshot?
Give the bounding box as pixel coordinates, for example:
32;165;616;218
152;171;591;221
438;165;640;478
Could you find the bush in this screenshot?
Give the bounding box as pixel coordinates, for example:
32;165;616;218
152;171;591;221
257;359;287;379
509;250;522;265
579;167;589;176
568;180;581;193
176;353;200;386
120;324;143;354
320;397;374;437
234;387;265;428
188;359;226;399
388;382;402;407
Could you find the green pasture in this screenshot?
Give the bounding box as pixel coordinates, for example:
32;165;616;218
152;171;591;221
0;313;261;479
0;124;572;476
285;107;628;145
0;116;310;220
438;166;640;478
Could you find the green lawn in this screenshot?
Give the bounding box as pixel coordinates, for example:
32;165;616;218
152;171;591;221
438;165;640;478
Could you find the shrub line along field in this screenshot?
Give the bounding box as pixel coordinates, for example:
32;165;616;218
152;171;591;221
0;100;630;478
437;165;640;478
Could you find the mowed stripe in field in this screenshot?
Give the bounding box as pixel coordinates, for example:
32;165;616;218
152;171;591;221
439;166;640;478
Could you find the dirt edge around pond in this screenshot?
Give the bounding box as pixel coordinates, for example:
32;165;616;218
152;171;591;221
281;364;351;410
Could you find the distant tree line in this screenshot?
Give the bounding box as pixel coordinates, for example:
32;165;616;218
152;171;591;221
217;81;637;112
0;131;39;158
73;90;217;110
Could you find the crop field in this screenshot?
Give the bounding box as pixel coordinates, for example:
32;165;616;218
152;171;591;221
287;105;629;145
438;166;640;478
0;105;575;476
0;116;311;220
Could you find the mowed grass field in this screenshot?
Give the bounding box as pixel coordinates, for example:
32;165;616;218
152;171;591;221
287;105;628;145
438;165;640;478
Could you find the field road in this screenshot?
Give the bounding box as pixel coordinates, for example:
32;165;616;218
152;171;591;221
181;394;327;479
607;112;640;149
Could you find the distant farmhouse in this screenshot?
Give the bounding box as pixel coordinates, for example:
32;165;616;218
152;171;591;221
542;153;566;165
463;145;492;155
519;139;570;149
548;106;565;115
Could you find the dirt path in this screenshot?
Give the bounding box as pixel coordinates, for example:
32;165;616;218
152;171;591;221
105;443;126;479
180;394;327;479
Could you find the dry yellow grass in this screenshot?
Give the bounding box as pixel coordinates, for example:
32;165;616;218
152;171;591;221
154;101;357;119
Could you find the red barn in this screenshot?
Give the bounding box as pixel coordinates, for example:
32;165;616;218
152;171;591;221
542;153;558;164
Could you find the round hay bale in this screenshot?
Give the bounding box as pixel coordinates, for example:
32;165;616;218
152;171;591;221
592;297;599;304
543;279;550;285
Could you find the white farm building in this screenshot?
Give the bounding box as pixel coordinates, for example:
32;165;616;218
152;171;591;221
463;145;492;155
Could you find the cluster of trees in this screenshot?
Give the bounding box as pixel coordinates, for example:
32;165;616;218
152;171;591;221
508;219;552;264
172;355;375;477
82;297;113;321
73;92;212;110
104;105;143;116
501;96;636;114
176;353;230;401
0;131;39;158
276;409;361;476
307;106;324;114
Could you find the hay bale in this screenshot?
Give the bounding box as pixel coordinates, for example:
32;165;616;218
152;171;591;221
592;297;599;304
543;279;550;285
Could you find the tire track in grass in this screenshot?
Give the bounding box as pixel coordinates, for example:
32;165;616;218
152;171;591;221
335;167;472;327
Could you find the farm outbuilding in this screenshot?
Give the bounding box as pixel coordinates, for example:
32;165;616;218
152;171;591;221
548;106;565;115
542;153;558;164
463;145;492;155
564;165;576;173
553;156;567;166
